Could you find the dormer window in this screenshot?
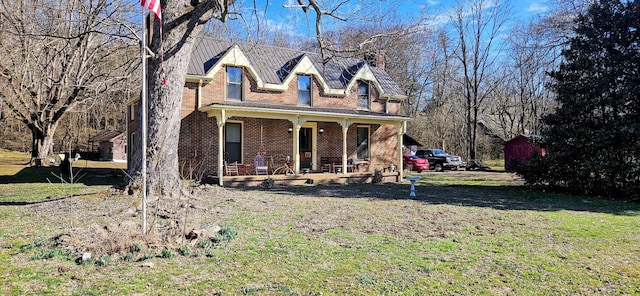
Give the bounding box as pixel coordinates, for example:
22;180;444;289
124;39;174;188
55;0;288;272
358;80;370;109
226;66;243;101
298;75;311;106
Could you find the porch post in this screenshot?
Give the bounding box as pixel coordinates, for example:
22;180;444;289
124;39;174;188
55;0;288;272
215;110;226;186
292;122;300;175
341;120;348;175
398;122;405;180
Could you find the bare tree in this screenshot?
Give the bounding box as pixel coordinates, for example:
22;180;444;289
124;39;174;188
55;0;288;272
0;0;138;163
488;22;558;140
450;0;510;160
538;0;591;47
319;21;432;114
424;31;467;151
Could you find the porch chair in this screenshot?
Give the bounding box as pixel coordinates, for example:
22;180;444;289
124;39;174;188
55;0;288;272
224;161;239;176
351;156;369;172
320;157;331;173
330;157;342;173
346;157;357;173
254;154;269;175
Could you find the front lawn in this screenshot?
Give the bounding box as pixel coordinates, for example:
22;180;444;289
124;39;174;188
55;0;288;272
0;151;638;295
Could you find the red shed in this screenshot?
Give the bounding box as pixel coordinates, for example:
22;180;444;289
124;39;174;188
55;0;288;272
504;135;545;171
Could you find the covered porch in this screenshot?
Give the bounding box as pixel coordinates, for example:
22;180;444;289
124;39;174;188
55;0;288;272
208;170;401;187
198;102;410;186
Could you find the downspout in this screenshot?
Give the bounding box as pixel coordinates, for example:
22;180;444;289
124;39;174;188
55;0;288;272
197;79;203;109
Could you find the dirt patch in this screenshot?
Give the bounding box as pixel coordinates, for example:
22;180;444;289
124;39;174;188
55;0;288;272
43;190;226;260
49;172;521;261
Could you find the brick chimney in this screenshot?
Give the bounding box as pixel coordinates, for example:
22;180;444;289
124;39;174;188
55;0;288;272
364;50;386;69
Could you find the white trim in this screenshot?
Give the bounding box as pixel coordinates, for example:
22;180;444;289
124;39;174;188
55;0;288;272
200;104;411;125
300;122;318;171
185;45;407;100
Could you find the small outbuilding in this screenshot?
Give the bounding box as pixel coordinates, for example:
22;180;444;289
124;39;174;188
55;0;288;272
402;134;423;155
88;131;127;162
504;135;545;171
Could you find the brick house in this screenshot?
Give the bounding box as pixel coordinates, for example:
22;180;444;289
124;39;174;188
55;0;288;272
128;38;411;185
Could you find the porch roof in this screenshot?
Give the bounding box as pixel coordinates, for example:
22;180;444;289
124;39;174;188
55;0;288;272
199;101;411;124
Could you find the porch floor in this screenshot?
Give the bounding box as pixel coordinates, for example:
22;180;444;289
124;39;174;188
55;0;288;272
206;171;401;187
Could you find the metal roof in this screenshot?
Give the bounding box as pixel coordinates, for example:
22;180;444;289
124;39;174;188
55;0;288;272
188;38;406;98
88;131;124;143
205;101;410;121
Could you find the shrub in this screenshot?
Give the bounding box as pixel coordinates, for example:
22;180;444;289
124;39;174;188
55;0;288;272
179;245;190;256
212;225;237;244
121;253;134;262
129;244;142;253
96;255;112;266
161;248;175;259
138;253;155;261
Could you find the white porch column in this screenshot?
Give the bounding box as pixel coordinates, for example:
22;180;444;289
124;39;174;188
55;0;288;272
215;110;226;186
398;122;405;180
292;122;301;175
341;121;349;175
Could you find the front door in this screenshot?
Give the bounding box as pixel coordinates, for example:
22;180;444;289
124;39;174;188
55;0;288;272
225;122;242;163
299;127;312;169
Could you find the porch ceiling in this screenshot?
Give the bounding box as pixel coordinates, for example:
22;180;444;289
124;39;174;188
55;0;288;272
199;101;411;125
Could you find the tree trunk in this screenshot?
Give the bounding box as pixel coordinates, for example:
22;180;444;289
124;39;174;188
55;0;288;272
29;122;58;163
130;2;224;199
144;38;197;199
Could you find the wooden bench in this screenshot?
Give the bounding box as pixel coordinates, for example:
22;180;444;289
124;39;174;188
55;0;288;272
320;156;344;173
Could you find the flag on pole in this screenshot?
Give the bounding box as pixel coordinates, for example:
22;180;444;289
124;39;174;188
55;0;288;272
141;0;166;85
141;0;162;20
139;0;163;234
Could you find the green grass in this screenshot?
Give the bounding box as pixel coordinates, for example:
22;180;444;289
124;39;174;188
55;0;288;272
1;149;639;295
0;150;124;203
481;159;505;170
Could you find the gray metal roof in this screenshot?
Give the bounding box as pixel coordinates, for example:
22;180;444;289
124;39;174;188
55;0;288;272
210;100;410;120
188;38;406;97
88;130;124;143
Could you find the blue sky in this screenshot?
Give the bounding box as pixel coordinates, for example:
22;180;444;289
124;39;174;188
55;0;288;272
240;0;553;39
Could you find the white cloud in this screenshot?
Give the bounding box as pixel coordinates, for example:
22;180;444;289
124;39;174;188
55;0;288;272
527;2;549;13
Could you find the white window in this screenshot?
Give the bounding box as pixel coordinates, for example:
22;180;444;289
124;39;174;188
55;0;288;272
298;75;311;106
358;80;370;109
226;66;243;101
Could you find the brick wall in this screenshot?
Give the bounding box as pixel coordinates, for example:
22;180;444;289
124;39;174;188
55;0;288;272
371;124;400;170
191;67;400;112
178;109;218;177
176;115;400;176
133;66;403;177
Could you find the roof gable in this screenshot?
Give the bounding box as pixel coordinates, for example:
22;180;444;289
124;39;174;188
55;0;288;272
187;38;406;99
89;131;124;142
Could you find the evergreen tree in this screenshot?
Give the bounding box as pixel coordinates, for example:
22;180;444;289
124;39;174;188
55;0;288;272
521;0;640;200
